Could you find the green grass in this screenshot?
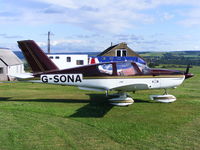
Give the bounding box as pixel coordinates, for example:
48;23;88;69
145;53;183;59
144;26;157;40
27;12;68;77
0;67;200;150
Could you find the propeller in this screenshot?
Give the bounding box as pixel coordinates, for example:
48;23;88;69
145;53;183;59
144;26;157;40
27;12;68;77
184;64;194;79
185;64;190;75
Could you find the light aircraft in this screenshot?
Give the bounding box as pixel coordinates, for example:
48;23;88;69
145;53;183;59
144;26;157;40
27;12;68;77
12;40;193;106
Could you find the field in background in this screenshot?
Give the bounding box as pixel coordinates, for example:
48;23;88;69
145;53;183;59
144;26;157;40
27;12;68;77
139;51;200;66
0;66;199;150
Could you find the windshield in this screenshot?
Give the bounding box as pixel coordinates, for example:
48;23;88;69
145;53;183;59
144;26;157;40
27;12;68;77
136;62;151;74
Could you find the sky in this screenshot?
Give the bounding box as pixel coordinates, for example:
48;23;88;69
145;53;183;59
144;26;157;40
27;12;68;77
1;0;200;53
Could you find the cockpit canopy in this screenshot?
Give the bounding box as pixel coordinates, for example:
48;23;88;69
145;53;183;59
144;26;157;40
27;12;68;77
98;62;151;76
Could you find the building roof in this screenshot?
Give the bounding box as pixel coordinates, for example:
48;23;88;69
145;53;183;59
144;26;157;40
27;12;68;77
0;49;23;66
47;52;100;57
97;44;119;56
47;53;88;56
97;42;143;59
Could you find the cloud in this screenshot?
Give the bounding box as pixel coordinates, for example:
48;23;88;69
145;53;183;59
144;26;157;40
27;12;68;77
42;7;65;14
178;8;200;26
162;12;174;20
37;39;99;52
0;0;155;32
113;34;145;44
0;34;23;39
32;0;200;31
1;0;200;33
51;39;84;46
1;0;200;52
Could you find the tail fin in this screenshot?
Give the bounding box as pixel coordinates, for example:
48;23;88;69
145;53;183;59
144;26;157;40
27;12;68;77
18;40;58;73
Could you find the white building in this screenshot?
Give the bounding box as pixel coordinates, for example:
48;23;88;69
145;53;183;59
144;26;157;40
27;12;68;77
47;54;88;69
0;48;24;81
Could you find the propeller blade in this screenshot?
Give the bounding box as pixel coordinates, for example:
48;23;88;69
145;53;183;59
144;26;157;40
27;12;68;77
185;64;190;74
185;64;194;79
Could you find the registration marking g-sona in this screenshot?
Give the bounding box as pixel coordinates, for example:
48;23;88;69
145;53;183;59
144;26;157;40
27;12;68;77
41;74;83;83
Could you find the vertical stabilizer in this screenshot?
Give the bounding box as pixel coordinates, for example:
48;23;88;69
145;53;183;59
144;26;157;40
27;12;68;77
18;40;58;73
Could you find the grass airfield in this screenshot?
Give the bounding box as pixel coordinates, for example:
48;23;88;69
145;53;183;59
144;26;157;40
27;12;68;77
0;67;200;150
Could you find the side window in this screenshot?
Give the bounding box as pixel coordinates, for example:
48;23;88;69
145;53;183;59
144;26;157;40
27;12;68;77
55;56;60;59
116;62;138;76
66;57;71;62
98;64;113;75
76;60;84;65
49;56;53;59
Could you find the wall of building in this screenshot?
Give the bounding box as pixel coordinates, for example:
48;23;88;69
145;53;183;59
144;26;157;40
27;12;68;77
7;64;24;81
7;64;24;75
0;49;25;81
0;61;7;81
47;54;88;69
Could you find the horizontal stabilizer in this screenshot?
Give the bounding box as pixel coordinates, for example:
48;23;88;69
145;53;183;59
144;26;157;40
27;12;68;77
8;73;34;79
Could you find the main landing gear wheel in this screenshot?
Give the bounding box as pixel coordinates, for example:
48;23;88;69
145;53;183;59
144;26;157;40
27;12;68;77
149;89;176;103
108;92;134;106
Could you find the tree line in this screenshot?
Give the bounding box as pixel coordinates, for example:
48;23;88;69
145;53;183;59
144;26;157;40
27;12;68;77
143;52;200;67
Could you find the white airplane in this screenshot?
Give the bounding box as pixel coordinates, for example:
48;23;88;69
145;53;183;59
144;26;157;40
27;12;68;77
12;40;193;106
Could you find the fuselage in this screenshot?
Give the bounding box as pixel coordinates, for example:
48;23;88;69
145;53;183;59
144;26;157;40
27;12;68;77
31;61;186;92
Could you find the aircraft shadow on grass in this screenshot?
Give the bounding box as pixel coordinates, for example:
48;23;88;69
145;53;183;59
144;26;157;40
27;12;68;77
0;94;112;118
0;94;150;118
69;94;113;118
69;94;152;118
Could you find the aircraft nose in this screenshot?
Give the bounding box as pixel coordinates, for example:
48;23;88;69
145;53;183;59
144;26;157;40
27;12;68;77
185;73;194;79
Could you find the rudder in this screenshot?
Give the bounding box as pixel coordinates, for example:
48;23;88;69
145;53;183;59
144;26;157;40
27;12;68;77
18;40;58;73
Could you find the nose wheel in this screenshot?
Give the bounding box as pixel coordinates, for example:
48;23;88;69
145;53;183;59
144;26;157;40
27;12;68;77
150;89;176;103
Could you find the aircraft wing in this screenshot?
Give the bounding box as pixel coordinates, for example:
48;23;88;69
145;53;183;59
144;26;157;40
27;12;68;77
78;87;105;91
79;83;149;92
111;83;149;92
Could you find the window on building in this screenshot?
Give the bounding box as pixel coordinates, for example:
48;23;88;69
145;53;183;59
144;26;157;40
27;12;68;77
116;50;121;57
122;50;127;56
49;56;53;59
0;68;3;74
66;57;71;62
76;60;84;65
55;56;60;59
116;49;127;57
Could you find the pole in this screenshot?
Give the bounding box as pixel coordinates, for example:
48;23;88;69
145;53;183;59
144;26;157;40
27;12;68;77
48;31;50;53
